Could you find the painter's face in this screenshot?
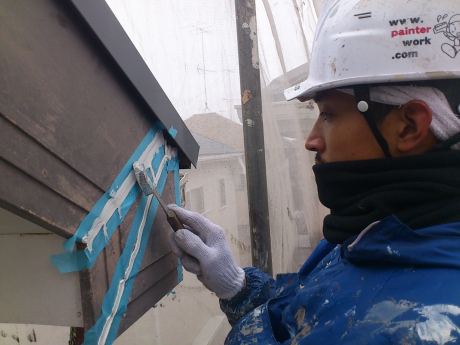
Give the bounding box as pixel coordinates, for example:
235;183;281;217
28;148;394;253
449;22;460;37
305;90;387;164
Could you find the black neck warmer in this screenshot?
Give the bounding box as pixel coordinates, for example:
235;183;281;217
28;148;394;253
313;150;460;244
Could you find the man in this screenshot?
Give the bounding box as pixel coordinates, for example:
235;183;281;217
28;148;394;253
169;0;460;343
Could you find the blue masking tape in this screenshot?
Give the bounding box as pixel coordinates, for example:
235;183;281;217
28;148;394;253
49;249;88;273
51;123;165;273
52;186;139;273
83;156;178;345
174;161;180;205
177;258;183;285
168;125;178;139
173;162;183;284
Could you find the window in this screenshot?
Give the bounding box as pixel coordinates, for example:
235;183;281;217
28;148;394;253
186;187;205;214
233;174;246;191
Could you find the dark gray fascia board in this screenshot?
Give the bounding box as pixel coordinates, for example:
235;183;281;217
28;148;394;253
69;0;199;168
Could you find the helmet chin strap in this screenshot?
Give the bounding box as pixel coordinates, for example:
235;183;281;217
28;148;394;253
353;85;392;158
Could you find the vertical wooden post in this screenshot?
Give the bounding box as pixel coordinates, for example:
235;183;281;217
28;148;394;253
234;0;273;276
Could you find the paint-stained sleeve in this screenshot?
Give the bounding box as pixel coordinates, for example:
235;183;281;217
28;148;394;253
219;267;276;326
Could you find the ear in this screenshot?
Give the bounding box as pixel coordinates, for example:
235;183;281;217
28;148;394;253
396;100;437;154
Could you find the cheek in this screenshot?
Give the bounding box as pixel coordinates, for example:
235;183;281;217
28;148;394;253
326;119;380;160
323;122;359;151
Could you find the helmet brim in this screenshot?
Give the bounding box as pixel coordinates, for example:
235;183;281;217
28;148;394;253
284;72;460;102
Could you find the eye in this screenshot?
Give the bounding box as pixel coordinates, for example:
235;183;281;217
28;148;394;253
320;112;332;121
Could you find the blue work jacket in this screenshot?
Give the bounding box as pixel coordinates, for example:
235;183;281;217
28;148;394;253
221;216;460;344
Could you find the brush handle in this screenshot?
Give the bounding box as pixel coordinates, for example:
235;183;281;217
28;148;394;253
167;210;184;232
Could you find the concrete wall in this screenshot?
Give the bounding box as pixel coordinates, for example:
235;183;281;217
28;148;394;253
0;208;81;345
0;208;83;327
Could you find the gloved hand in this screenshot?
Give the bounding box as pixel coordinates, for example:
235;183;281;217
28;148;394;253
168;204;246;300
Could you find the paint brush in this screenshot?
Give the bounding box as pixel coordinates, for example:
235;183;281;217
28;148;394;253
133;162;184;231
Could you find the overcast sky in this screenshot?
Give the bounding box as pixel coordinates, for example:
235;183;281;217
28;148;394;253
105;0;317;123
105;0;242;122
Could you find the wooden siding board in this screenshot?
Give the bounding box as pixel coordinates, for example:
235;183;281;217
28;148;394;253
0;159;84;238
129;252;179;303
104;227;123;286
78;265;97;331
118;269;179;336
0;0;156;193
0;115;103;212
139;171;177;270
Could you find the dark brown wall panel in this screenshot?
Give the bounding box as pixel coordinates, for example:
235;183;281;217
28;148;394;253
0;0;155;194
0;0;184;338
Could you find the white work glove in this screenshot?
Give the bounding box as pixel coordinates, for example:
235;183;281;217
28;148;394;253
168;204;245;300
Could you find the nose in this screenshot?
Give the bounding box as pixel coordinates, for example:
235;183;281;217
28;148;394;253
305;135;324;152
305;120;325;152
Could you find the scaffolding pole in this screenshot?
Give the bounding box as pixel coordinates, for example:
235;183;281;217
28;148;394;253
234;0;273;276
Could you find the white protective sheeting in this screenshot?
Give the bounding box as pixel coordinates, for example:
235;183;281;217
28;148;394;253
255;0;325;274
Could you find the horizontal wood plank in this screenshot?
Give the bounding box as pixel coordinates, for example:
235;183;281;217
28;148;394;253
0;159;85;238
118;269;179;336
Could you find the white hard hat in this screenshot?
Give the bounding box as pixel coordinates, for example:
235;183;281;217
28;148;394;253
284;0;460;109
